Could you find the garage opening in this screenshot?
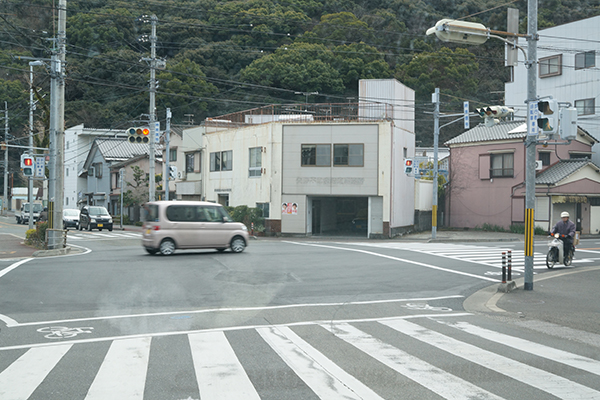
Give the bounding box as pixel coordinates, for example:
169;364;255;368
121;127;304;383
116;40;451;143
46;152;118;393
310;197;368;236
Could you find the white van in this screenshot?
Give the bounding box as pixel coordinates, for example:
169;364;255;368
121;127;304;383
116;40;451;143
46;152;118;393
141;201;249;255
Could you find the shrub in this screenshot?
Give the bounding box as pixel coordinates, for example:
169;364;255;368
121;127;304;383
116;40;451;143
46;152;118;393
225;205;265;230
25;221;48;248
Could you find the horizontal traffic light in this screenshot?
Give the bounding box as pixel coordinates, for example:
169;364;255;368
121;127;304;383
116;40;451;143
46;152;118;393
127;127;150;143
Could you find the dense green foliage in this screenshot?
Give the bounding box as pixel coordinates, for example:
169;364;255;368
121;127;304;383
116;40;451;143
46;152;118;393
1;0;599;188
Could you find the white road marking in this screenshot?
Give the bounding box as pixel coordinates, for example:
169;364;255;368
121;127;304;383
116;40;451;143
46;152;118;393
440;320;600;376
85;337;151;400
189;331;261;399
0;313;472;352
382;319;600;399
257;326;384;400
0;258;32;279
322;322;503;400
1;295;464;328
285;241;498;282
0;344;72;400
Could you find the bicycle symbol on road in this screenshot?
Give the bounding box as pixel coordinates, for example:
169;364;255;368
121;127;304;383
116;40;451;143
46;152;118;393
37;326;94;339
401;303;453;312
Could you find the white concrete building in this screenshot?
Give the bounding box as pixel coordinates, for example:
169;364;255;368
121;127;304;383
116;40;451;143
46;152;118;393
505;15;600;164
185;79;416;237
64;124;126;208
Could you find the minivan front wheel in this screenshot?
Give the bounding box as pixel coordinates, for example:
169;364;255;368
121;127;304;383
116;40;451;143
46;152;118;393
160;238;176;256
230;236;246;253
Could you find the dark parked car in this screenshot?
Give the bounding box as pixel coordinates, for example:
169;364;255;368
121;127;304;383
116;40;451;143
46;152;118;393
79;205;113;231
62;208;80;229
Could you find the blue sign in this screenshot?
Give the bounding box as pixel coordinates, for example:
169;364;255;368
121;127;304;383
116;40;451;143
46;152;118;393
464;101;470;129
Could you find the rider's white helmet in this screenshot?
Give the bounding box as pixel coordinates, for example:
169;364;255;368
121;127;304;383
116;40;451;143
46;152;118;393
561;211;570;218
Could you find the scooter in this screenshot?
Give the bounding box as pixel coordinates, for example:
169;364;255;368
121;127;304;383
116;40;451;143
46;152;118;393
546;233;574;268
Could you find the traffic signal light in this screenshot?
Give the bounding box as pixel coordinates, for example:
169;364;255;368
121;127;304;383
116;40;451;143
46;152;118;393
559;107;577;140
127;127;150;143
404;159;413;174
537;99;559;135
168;165;177;180
20;154;34;177
476;106;514;127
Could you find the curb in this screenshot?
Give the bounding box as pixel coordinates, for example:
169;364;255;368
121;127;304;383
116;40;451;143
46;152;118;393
32;246;85;257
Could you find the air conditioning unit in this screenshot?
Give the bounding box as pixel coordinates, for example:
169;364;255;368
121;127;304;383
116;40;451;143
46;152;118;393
177;170;186;180
535;160;543;171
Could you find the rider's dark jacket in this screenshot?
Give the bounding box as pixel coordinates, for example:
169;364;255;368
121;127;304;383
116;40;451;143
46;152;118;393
551;219;576;238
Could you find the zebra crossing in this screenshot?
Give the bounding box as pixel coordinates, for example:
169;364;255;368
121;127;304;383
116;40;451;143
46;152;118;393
2;315;600;399
66;231;141;241
342;241;591;270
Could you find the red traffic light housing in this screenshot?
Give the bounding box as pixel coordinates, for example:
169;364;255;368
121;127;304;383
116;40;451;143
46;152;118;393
127;127;150;143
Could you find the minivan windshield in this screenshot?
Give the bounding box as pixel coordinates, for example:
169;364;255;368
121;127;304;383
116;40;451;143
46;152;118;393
89;207;109;216
64;209;79;216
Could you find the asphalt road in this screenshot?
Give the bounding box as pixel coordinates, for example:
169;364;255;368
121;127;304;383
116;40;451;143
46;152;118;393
1;216;600;399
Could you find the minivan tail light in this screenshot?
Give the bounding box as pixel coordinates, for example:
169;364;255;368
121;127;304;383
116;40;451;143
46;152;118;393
152;225;160;231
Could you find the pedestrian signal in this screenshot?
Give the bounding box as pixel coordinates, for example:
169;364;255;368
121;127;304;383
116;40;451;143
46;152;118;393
404;159;413;174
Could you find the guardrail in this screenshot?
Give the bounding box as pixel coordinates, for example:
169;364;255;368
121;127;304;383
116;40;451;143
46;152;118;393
46;229;67;249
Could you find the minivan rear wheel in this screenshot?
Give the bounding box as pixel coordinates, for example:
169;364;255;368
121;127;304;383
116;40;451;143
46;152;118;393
230;236;246;253
160;238;176;255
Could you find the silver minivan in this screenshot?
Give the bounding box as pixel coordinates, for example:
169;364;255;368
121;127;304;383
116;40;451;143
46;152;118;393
141;201;249;255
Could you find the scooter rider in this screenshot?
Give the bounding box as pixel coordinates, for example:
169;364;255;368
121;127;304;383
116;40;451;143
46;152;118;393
550;211;576;258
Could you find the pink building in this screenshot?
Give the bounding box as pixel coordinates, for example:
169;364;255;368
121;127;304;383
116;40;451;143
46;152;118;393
446;121;600;233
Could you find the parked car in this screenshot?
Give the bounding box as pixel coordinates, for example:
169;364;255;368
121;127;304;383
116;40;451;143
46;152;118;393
16;202;43;225
141;201;249;255
62;208;80;229
79;205;113;231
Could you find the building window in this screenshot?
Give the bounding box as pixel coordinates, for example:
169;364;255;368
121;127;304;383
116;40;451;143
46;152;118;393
490;153;514;177
575;51;595;69
301;144;331;166
185;153;195;173
539;152;551;166
570;153;591;160
94;163;102;178
333;144;364;166
575;98;595;116
169;149;177;162
249;147;262;177
210;150;232;172
539;55;562;77
256;202;270;218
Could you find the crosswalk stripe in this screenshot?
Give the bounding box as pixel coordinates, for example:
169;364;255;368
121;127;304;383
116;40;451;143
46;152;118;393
189;331;260;400
84;337;151;400
442;320;600;376
381;319;600;399
320;322;504;400
256;326;384;400
0;344;72;400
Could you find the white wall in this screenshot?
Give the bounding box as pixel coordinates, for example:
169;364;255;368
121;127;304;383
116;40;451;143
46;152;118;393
505;16;600;163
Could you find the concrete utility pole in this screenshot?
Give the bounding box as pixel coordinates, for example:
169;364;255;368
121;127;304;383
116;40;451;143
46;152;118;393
3;102;8;216
28;60;44;230
431;88;440;239
164;108;171;201
48;0;66;249
148;14;157;203
523;0;538;290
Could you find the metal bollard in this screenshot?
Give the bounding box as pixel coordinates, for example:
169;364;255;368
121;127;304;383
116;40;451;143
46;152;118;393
502;251;507;283
507;250;512;281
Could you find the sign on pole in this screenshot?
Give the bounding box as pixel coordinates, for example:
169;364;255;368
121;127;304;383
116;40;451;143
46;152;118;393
154;121;160;144
463;101;470;129
35;156;45;178
528;101;539;136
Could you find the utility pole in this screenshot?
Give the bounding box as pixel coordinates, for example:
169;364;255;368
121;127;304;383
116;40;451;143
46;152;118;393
165;108;171;201
48;0;66;249
2;103;8;216
119;168;124;229
523;0;538;290
432;88;440;239
28;61;43;230
148;14;157;203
